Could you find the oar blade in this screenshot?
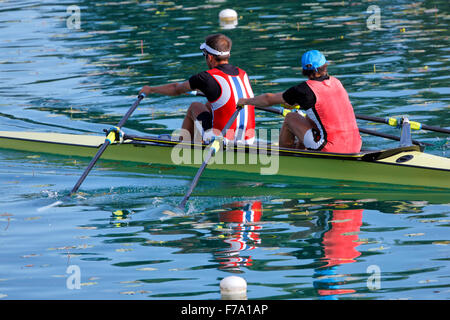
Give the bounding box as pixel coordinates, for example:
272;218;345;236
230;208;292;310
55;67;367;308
36;94;145;212
37;200;64;212
178;158;210;209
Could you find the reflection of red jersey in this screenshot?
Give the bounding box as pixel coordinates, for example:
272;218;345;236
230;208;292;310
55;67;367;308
218;201;262;269
219;201;262;223
316;209;363;297
220;201;262;251
206;67;256;143
322;209;363;268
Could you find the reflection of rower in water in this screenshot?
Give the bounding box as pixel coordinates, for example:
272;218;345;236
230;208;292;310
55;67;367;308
313;209;363;299
215;201;262;271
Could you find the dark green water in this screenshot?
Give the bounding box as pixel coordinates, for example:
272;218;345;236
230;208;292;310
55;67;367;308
0;0;449;300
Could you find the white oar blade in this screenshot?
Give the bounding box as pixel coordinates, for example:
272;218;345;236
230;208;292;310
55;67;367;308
37;200;63;212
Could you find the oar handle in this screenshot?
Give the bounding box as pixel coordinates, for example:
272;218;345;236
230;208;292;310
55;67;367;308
254;106;285;116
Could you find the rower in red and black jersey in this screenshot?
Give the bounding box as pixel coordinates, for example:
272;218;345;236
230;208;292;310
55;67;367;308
238;50;361;153
139;33;255;144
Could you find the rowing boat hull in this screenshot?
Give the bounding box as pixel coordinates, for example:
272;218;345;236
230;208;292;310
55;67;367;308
0;131;449;190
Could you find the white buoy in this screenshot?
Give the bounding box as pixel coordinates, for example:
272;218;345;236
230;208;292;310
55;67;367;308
220;275;247;300
219;9;238;29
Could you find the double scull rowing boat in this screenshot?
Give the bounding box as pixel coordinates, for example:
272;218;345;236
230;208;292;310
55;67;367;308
0;130;448;190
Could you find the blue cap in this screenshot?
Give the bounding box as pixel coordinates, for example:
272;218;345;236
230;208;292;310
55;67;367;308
301;50;327;71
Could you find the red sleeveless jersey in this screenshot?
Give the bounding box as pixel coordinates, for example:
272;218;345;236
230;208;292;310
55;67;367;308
206;67;256;143
306;76;361;153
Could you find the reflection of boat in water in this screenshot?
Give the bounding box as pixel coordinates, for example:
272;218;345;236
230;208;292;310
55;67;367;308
314;209;363;299
215;201;262;271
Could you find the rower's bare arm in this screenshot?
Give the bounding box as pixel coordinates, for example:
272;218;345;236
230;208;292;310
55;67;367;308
140;81;191;96
238;92;285;108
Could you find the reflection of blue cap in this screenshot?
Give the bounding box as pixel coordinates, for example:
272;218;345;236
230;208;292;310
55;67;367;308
302;50;327;71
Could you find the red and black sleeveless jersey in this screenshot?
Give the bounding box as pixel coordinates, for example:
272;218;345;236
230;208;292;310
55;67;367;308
189;64;256;143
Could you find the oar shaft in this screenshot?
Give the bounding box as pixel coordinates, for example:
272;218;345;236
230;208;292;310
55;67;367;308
358;128;431;146
254;106;285;116
250;107;432;146
179;105;242;208
420;123;450;134
179;157;209;209
189;90;288;116
70;94;145;195
356;114;450;134
70;140;111;194
355;114;385;123
117;94;145;127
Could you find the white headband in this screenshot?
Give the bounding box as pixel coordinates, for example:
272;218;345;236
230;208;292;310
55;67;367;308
200;43;230;56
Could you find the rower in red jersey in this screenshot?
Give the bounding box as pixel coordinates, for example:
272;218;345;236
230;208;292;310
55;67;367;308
238;50;361;153
139;33;255;144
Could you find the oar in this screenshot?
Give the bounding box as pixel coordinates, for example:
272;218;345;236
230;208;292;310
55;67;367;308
358;127;431;146
178;104;243;209
280;103;449;136
37;93;145;212
355;114;450;134
188;91;433;146
70;93;145;194
276;107;429;146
